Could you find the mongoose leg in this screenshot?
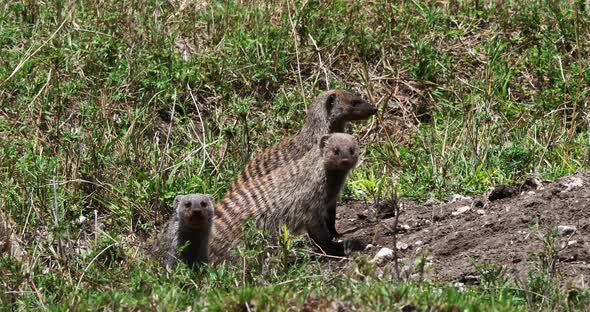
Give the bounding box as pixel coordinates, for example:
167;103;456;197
326;202;340;239
307;214;364;257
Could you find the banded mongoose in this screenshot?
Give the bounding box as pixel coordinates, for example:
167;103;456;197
155;194;216;270
230;89;377;238
210;133;364;261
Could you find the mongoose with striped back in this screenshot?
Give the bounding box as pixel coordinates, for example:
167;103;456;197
230;90;377;238
210;133;364;262
155;194;216;270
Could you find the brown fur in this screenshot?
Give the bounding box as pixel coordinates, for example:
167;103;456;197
209;133;365;262
229;90;376;238
154;194;215;270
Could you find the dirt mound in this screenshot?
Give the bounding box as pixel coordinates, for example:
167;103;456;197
337;172;590;282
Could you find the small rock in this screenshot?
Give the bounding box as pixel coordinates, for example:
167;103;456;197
522;176;543;191
76;215;88;225
454;282;466;292
415;240;423;246
450;194;472;203
476;209;485;215
452;206;471;216
396;242;409;250
401;304;417;312
399;224;411;230
365;244;374;250
488;185;519;201
376;199;397;219
472;199;485;208
568;240;577;246
423;198;440;206
558;225;577;236
519;215;532;224
372;247;394;263
561;177;584;192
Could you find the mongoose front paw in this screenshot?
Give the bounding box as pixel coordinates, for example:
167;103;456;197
343;239;366;255
330;230;341;240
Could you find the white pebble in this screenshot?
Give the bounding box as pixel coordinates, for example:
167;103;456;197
557;225;577;236
372;247;394;263
452;206;471;215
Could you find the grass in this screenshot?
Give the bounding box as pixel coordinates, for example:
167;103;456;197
1;0;589;310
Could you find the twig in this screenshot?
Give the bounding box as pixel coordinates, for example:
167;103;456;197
74;243;118;292
51;177;69;257
287;0;306;103
188;84;219;175
338;225;362;236
375;92;403;167
300;247;350;261
264;244;350;261
275;274;323;286
386;190;402;279
309;34;329;89
94;210;98;245
28;276;46;310
27;69;52;112
158;90;176;174
22;190;35;237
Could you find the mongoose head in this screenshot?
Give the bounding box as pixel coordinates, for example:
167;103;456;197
174;194;215;229
323;90;377;124
320;133;359;171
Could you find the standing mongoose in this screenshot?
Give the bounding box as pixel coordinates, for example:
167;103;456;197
230;90;377;239
210;133;364;262
155;194;216;270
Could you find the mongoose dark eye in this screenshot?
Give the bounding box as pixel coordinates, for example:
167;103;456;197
349;147;355;155
333;148;340;156
200;201;208;208
352;101;359;107
184;201;191;209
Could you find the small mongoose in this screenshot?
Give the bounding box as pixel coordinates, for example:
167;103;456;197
230;90;377;238
210;133;364;261
155;194;216;270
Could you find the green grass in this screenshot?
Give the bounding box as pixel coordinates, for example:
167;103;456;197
1;0;589;310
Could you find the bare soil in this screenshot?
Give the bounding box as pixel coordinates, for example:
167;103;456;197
336;172;590;283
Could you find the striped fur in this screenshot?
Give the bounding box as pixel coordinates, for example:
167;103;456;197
230;89;376;190
224;90;376;241
209;133;364;262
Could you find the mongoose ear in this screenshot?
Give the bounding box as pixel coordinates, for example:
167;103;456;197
207;195;215;207
320;135;331;149
325;93;336;112
173;195;182;211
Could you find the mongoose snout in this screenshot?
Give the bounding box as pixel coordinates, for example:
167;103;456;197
178;196;214;228
322;134;359;171
344;97;378;121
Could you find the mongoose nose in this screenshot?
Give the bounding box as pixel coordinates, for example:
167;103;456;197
340;159;352;167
